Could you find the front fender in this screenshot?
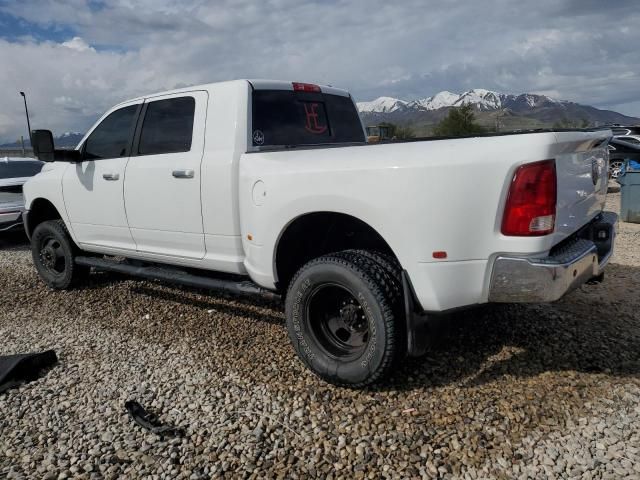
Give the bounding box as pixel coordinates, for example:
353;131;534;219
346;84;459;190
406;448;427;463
22;162;76;242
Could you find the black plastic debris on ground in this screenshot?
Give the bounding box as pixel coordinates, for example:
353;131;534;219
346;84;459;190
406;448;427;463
0;350;58;394
125;400;185;437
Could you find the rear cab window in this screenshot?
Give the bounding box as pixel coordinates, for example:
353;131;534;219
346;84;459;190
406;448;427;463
251;88;365;149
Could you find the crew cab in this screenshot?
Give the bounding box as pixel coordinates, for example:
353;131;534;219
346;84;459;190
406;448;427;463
23;80;617;387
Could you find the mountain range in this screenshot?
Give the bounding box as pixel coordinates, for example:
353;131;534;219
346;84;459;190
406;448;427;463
357;89;640;134
2;90;638;147
0;131;84;149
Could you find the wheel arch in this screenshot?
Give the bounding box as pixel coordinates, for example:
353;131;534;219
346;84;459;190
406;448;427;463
273;211;399;290
26;198;65;238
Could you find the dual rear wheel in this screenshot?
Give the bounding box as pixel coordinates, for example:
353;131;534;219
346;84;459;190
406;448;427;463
284;250;405;387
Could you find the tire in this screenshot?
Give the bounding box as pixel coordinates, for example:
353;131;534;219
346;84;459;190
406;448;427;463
285;251;404;387
336;249;407;358
31;220;89;289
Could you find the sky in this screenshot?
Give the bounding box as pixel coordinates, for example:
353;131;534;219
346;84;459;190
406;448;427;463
0;0;639;143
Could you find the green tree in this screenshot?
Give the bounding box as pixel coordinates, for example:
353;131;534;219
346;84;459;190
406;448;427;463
433;104;485;137
393;125;416;140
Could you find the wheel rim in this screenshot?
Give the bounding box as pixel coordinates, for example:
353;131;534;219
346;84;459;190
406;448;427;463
38;236;66;277
307;284;370;359
611;161;623;179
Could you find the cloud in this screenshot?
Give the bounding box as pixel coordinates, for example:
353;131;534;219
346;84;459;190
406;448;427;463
0;0;639;143
61;36;95;52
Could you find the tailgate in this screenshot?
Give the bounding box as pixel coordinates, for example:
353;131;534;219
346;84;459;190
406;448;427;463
552;131;610;244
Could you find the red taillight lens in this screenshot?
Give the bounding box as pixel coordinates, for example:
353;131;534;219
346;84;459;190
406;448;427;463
501;160;557;236
292;82;321;93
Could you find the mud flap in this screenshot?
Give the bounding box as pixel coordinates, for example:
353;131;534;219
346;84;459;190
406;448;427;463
402;271;430;357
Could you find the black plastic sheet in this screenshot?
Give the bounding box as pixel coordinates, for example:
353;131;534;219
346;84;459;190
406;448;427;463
0;350;57;394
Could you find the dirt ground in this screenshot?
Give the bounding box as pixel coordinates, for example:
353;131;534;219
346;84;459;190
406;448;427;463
1;190;639;479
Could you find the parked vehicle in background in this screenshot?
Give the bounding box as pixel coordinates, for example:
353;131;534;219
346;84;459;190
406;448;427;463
366;124;392;142
613;135;640;146
608;135;640;179
0;157;43;233
23;80;617;387
609;125;640;137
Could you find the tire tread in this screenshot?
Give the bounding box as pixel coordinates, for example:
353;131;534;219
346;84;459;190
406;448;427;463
285;249;404;388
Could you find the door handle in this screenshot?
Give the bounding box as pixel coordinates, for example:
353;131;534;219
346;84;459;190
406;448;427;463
102;173;119;181
172;169;194;179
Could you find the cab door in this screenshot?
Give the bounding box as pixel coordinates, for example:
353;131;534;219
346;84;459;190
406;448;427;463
123;91;207;259
62;101;141;251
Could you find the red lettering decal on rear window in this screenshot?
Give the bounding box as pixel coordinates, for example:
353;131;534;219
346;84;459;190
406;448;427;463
304;103;327;134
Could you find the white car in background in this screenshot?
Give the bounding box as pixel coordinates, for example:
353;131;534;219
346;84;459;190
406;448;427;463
608;135;640;178
0;157;43;232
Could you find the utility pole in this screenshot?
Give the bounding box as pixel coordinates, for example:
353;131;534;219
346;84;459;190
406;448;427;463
19;91;32;147
20;136;25;156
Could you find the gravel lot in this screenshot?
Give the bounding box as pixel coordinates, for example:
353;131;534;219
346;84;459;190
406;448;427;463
1;190;639;479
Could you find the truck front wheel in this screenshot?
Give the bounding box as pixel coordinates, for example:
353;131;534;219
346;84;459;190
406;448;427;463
285;251;403;387
31;220;89;290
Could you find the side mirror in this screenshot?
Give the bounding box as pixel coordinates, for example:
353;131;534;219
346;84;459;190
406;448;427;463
31;129;81;163
31;129;55;162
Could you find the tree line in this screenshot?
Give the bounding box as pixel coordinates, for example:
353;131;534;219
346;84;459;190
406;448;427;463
373;104;591;139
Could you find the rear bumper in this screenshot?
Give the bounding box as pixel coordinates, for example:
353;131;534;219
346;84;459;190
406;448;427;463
488;211;618;303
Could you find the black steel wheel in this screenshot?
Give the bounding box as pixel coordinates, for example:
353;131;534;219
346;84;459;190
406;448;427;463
307;283;370;359
38;236;67;277
31;220;89;289
285;250;404;388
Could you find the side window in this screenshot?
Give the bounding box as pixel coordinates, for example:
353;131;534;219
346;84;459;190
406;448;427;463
138;97;195;155
83;105;138;160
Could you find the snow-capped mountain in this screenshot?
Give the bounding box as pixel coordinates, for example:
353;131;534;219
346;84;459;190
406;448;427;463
357;88;640;128
357;89;564;114
357;96;409;114
408;91;460;111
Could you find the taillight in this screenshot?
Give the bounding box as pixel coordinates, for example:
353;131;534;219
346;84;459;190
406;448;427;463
292;82;321;93
501;160;557;236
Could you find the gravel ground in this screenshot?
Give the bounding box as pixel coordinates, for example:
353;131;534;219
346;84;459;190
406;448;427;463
1;191;639;479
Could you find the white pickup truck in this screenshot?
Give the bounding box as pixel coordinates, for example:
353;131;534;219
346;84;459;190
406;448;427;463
24;79;617;387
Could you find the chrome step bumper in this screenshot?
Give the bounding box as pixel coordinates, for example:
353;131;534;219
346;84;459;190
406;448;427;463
488;211;618;303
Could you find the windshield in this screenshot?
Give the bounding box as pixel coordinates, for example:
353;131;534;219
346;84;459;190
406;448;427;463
251;89;365;148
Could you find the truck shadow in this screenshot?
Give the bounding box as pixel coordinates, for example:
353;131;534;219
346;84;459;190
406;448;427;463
0;231;29;250
129;284;285;326
389;262;640;390
75;262;640;389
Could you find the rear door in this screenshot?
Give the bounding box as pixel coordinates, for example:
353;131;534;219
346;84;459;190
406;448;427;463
124;91;208;259
62;101;141;250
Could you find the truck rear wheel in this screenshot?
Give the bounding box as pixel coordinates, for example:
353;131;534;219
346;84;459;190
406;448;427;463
285;251;404;387
31;220;89;290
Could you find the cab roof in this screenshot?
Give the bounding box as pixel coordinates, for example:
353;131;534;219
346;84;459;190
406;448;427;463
115;79;351;108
